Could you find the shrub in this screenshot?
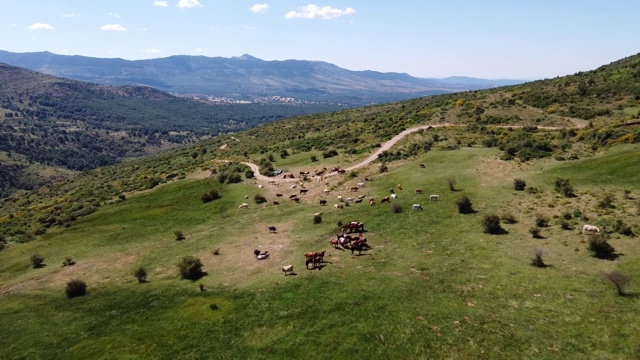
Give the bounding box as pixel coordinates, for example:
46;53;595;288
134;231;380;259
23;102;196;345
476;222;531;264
456;196;474;214
597;194;615;209
554;178;575;197
588;234;616;259
526;187;540;194
346;171;358;180
482;214;504;234
62;257;75;266
245;170;254;179
201;189;221;203
254;194;267;204
560;221;573;230
530;246;547;267
313;215;322;224
310;155;317;162
30;254;45;268
603;270;629;296
513;179;526;191
174;230;185;241
391;203;402;213
501;213;517;224
65;280;87;298
177;256;205;280
562;211;573;220
446;178;457;191
535;215;549;227
379;163;388;173
529;227;542;238
134;267;147;283
322;149;338;159
613;219;635;237
213;248;220;256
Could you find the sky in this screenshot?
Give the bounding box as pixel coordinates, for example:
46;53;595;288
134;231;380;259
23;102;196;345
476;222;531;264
2;0;640;80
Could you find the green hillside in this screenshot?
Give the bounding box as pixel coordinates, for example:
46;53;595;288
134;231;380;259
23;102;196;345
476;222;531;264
1;54;640;358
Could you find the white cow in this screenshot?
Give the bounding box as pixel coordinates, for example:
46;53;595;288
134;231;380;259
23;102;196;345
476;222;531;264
413;204;423;211
239;203;249;209
313;212;323;217
338;195;343;202
430;195;439;201
582;224;600;234
346;197;355;202
357;182;366;188
291;184;297;189
282;265;294;275
324;188;331;194
357;194;366;200
391;193;397;199
334;204;344;209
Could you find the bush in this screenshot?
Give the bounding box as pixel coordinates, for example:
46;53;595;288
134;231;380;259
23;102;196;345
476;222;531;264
245;170;254;179
501;213;517;224
482;214;504;234
65;280;87;298
530;246;547;267
535;215;549;227
597;194;615;209
613;219;635;237
310;155;317;162
446;178;457;191
588;234;616;259
529;227;542;238
254;194;267;204
174;230;185;241
456;196;474;214
603;270;629;296
562;211;573;220
201;189;221;203
391;203;402;213
560;221;573;230
313;215;322;224
379;163;388;173
322;149;338;159
554;178;575;197
62;257;75;266
134;267;147;283
177;256;205;280
513;179;526;191
30;254;45;268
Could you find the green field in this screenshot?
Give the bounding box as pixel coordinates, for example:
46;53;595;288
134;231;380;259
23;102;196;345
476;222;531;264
1;144;640;359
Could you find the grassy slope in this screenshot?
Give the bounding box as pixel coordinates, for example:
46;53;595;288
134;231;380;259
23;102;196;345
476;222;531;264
1;144;639;359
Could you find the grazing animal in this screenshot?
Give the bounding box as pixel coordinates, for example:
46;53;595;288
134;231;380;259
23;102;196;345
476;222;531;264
324;189;330;194
276;193;283;197
369;198;375;206
239;203;249;209
268;226;277;233
258;185;264;189
305;251;325;261
351;186;359;192
357;182;366;188
338;195;343;202
291;196;300;202
334;204;343;209
257;253;269;260
350;242;372;255
419;163;425;168
343;222;365;233
273;201;279;205
390;188;395;194
346;197;355;202
381;196;390;203
320;200;327;206
430;195;439;201
391;193;397;199
398;184;403;190
583;224;601;234
354;198;363;203
413;204;423;210
338;169;346;174
244;195;249;199
415;189;422;194
282;265;294;275
357;194;366;199
305;258;316;269
330;238;340;248
254;249;261;257
300;189;309;195
289;194;298;199
313;212;323;217
291;184;297;189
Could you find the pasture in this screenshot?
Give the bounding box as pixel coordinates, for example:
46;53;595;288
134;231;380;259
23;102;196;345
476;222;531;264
1;145;640;359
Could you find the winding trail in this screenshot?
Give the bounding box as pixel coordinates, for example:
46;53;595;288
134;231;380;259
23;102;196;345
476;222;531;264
226;121;586;182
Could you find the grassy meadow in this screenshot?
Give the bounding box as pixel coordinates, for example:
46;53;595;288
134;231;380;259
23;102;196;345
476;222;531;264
1;143;640;359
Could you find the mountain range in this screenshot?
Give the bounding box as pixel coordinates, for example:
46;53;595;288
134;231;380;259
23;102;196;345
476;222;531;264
0;50;524;106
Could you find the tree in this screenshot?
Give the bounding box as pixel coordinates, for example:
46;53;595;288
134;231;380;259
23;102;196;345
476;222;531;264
134;267;148;283
245;170;254;179
177;256;205;280
455;196;474;214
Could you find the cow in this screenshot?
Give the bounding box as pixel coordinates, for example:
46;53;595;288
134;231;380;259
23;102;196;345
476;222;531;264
430;195;439;201
289;194;298;199
357;194;366;199
583;224;600;234
313;212;323;217
320;200;327;206
330;238;340;248
282;265;294;275
391;193;397;199
338;195;343;202
369;199;375;206
324;189;331;194
291;196;300;202
415;189;422;194
258;184;264;189
357;182;366;188
268;226;277;233
419;163;425;168
413;204;423;210
354;198;363;203
257;253;270;260
381;196;390;203
276;193;283;197
351;186;359;192
338;169;346;174
239;203;249;209
334;204;344;209
273;201;279;205
291;184;297;189
346;197;355;202
300;189;309;195
398;184;403;190
390;188;395;194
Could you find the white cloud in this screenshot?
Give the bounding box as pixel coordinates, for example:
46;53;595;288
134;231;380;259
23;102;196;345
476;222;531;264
244;25;256;31
285;5;356;20
60;49;70;53
195;48;203;52
109;12;121;18
100;24;127;31
62;13;76;18
177;0;203;9
27;23;54;30
153;1;168;7
140;48;162;53
250;3;270;13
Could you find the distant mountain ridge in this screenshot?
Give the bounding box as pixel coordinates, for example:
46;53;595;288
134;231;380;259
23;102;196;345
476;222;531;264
0;50;525;106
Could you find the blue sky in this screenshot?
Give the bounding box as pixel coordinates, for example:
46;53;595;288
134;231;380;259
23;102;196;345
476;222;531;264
2;0;639;79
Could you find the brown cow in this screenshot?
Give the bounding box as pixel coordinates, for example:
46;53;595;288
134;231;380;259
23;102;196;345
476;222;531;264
350;186;359;192
397;184;403;190
419;163;425;168
369;199;374;206
300;189;309;195
415;189;422;194
381;196;390;203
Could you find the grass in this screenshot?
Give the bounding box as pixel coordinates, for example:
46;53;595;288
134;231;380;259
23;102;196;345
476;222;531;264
1;145;640;359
